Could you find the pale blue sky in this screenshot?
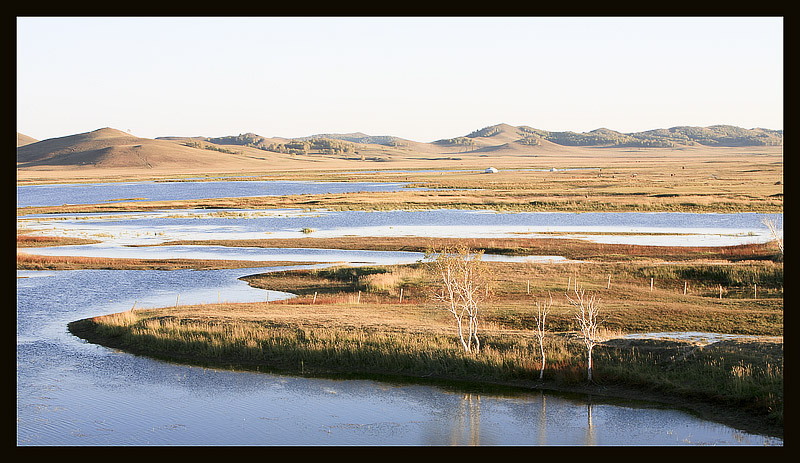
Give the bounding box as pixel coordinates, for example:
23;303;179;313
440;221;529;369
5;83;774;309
17;16;783;142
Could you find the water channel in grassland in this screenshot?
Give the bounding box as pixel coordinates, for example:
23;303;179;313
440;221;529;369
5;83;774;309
16;180;783;445
15;179;431;207
18;208;782;248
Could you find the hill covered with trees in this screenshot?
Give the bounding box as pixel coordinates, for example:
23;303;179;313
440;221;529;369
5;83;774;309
460;124;783;148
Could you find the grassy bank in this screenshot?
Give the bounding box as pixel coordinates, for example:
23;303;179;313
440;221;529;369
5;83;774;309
68;260;783;438
68;302;782;438
16;252;316;271
150;235;783;263
17;233;101;247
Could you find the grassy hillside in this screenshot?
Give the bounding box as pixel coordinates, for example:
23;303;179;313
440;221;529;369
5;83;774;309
455;123;782;148
17;133;38;147
16;128;242;168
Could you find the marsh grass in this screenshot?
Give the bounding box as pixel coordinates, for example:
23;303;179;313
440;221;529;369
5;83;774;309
149;236;782;263
16;234;101;247
596;338;783;424
71;302;783;429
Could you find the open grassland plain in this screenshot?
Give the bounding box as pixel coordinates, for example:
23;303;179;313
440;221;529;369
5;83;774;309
17;145;782;215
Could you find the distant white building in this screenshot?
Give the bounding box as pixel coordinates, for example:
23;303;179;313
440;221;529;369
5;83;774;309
550;167;558;172
485;167;498;174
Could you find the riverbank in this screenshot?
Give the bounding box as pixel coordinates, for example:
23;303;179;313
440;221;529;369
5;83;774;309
68;299;783;439
15;252;318;271
146;235;782;263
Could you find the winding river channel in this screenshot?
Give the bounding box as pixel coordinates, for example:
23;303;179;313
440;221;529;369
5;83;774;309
17;179;783;445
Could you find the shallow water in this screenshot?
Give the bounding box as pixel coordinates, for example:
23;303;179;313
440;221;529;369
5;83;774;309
18;208;782;247
621;331;781;344
18;243;568;265
16;268;782;446
16;179;428;207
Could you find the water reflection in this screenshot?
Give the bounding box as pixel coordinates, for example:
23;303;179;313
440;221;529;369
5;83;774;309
451;393;482;445
586;395;596;446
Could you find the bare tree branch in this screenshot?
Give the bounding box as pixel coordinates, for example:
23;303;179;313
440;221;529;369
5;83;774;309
426;245;491;353
534;292;552;380
762;216;783;255
566;287;601;382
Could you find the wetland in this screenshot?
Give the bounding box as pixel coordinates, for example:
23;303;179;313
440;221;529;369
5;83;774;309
17;160;783;445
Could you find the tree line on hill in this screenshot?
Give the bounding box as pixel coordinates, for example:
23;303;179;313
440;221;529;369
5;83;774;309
465;124;783;148
204;133;358;155
199;124;782;154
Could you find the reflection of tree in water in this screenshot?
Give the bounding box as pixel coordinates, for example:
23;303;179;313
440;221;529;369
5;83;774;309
538;391;547;445
450;393;482;445
584;394;596;446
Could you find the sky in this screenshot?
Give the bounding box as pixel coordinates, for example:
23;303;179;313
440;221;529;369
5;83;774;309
17;16;783;143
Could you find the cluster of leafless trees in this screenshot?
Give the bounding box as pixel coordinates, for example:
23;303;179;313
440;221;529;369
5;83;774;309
427;245;602;382
426;245;491;354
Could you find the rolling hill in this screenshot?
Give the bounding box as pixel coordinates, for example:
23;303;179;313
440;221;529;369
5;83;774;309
16;127;281;170
17;124;783;179
17;133;38;147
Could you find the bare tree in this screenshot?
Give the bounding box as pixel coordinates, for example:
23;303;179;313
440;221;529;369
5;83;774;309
762;216;783;255
534;292;552;380
566;287;601;382
426;245;490;353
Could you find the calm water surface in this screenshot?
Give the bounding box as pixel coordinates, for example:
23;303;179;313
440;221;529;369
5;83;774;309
18;208;782;247
16;180;427;207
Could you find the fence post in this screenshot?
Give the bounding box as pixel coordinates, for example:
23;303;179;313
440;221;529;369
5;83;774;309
684;281;687;295
650;278;653;292
313;292;317;304
607;274;611;290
